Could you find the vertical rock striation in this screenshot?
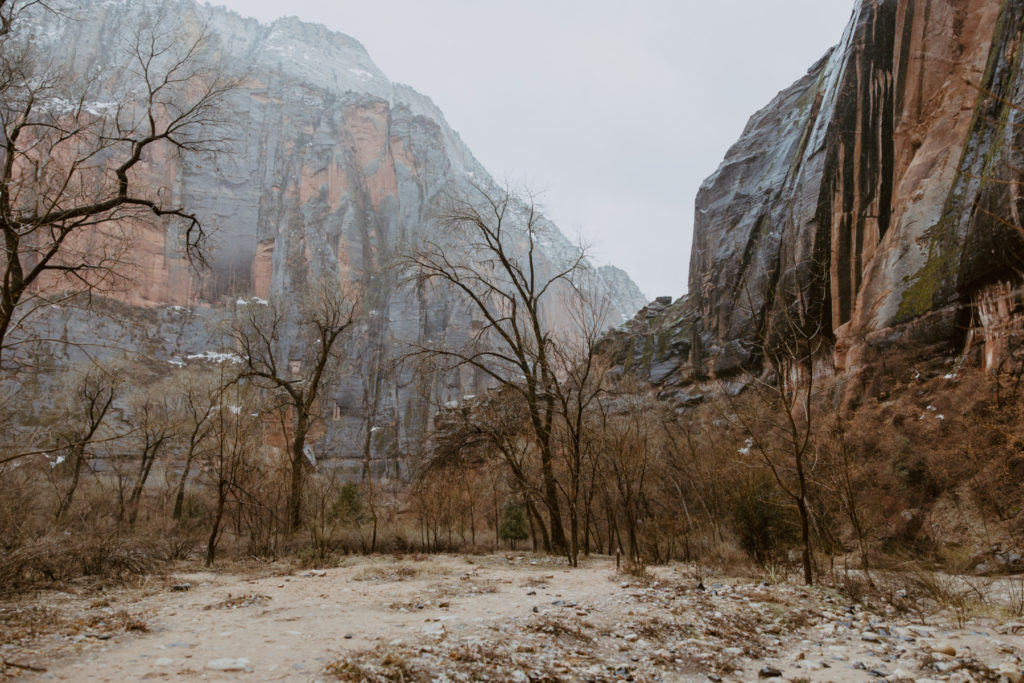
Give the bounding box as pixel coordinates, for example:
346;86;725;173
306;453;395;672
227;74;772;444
635;0;1024;394
20;0;646;471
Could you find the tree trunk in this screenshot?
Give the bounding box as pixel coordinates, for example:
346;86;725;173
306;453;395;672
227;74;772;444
368;484;379;553
524;496;550;552
172;449;196;521
361;413;379;553
798;496;813;585
128;443;161;526
540;447;567;553
55;445;86;522
588;510;603;557
288;413;308;533
0;284;21;368
567;506;579;567
206;480;227;567
606;505;616;555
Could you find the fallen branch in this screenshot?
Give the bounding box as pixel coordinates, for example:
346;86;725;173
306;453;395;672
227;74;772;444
3;658;47;672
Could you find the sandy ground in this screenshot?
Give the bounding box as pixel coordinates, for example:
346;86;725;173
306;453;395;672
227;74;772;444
3;554;1024;681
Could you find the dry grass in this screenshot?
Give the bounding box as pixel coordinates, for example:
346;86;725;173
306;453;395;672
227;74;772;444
426;576;499;600
521;575;550;588
352;563;430;583
889;567;991;626
203;593;272;610
0;532;161;594
831;563;1007;628
631;614;688;643
1006;575;1024;617
0;604;71;645
325;647;425;682
0;600;149;649
524;613;594;641
87;609;149;633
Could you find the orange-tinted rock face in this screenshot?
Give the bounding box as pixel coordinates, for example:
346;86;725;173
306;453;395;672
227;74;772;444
682;0;1024;382
841;0;1002;344
18;1;647;470
23;5;646;314
115;80;643;324
21;0;646;325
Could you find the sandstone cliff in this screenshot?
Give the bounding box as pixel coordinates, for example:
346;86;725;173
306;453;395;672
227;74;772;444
18;0;646;471
616;0;1024;399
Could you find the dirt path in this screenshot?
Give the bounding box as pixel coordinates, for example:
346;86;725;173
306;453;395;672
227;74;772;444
4;555;1024;681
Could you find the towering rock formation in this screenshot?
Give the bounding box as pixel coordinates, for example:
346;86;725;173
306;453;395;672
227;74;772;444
615;0;1024;397
18;0;646;471
29;0;644;312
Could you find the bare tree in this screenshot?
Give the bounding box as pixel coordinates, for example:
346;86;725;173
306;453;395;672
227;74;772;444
550;277;610;565
657;411;731;560
355;284;394;553
822;393;873;578
403;184;594;554
203;377;262;566
720;263;830;585
229;279;359;532
52;361;122;521
120;378;180;526
425;385;550;551
170;368;219;522
0;3;235;363
595;380;656;568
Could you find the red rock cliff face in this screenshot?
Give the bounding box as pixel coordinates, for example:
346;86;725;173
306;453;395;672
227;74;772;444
676;0;1024;385
608;0;1024;400
28;3;647;322
22;2;647;472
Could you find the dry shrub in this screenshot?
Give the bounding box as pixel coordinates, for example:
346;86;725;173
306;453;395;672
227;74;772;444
154;521;203;561
610;562;653;586
325;648;425;682
621;558;649;579
729;474;799;570
353;563;422;583
1007;575;1024;617
203;594;272;610
0;464;47;549
696;540;758;578
87;609;149;633
0;604;70;643
525;614;593;641
836;571;873;604
885;565;992;626
0;531;160;594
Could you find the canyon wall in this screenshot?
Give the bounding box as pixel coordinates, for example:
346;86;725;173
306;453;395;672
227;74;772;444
18;0;646;473
613;0;1024;401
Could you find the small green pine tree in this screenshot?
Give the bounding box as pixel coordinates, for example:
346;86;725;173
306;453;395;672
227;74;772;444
330;482;368;526
498;502;528;549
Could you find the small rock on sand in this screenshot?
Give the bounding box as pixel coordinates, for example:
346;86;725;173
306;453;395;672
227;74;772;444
206;658;250;671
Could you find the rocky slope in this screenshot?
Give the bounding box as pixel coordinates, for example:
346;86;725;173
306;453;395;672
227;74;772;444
615;0;1024;400
18;0;646;471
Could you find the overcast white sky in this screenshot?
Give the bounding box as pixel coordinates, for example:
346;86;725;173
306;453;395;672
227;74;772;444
212;0;854;300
